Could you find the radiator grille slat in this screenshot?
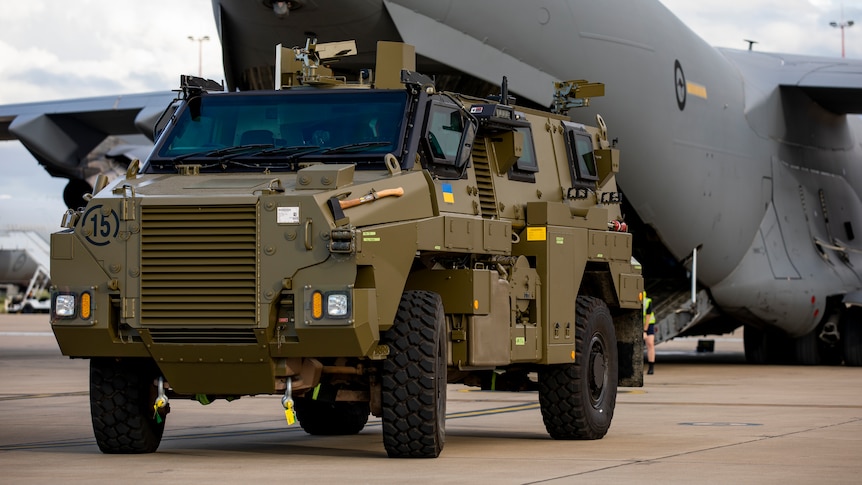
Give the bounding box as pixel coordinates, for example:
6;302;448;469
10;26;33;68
147;328;258;344
141;205;258;328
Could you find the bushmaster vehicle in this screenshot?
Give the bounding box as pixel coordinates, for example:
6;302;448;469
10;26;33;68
49;39;643;458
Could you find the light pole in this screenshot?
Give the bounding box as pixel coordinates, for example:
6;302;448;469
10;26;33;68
188;35;210;76
830;2;855;59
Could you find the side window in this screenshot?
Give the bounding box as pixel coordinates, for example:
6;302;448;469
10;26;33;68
573;133;597;181
427;104;465;161
421;100;475;178
508;126;539;182
562;121;598;187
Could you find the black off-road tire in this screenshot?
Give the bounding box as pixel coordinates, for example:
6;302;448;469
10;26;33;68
538;296;617;440
294;398;370;435
90;358;166;454
380;290;446;458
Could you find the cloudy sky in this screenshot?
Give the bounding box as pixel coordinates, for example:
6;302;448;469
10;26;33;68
0;0;859;233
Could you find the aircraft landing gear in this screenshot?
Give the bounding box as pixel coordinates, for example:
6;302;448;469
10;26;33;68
841;307;862;366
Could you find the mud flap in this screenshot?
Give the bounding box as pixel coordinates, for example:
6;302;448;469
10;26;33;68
614;310;643;387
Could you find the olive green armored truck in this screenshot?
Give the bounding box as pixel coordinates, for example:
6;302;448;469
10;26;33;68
49;39;643;458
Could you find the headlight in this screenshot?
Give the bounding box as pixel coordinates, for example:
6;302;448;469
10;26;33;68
54;294;76;317
327;293;349;317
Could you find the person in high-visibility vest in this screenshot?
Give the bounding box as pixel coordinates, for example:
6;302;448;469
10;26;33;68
643;292;656;375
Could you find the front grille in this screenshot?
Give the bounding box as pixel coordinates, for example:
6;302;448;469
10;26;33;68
148;327;258;344
140;205;258;326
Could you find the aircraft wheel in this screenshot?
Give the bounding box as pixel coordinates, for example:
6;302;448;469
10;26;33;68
380;291;446;458
793;329;821;365
744;325;776;364
538;296;617;440
21;304;34;314
90;358;166;454
842;308;862;366
294;398;369;435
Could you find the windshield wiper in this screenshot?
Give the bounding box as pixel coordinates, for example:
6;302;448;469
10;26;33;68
171;144;274;163
171;141;392;171
252;145;321;157
255;142;389;162
321;141;391;154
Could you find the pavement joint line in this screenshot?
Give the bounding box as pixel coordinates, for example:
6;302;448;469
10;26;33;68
520;417;862;484
618;400;862;409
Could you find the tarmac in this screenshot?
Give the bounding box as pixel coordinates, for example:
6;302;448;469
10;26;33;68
1;313;861;484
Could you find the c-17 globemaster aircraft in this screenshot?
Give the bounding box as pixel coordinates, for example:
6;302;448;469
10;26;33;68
2;0;861;366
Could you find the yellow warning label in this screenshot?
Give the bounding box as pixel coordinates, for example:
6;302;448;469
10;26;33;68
526;227;547;241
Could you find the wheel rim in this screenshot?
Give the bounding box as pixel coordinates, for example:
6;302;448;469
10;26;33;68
588;333;608;408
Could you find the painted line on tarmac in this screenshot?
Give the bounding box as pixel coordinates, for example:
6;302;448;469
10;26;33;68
0;401;544;451
0;391;87;402
447;402;540;418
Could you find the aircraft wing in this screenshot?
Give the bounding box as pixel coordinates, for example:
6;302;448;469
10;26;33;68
795;62;862;114
720;48;862;115
382;0;556;106
0;91;175;179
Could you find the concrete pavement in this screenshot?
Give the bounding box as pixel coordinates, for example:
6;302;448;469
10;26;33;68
1;314;860;484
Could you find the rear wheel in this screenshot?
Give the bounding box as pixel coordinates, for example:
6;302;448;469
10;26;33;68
380;290;446;458
294;398;369;435
90;358;166;454
539;296;617;440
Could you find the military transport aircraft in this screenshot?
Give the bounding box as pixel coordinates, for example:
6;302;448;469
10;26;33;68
2;0;861;366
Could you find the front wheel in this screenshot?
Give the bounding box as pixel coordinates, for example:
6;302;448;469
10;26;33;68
90;358;166;454
380;290;446;458
539;296;617;440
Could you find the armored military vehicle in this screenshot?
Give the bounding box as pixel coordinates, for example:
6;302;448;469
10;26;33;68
49;39;643;458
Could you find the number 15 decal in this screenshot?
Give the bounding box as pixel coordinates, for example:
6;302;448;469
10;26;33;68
82;205;119;246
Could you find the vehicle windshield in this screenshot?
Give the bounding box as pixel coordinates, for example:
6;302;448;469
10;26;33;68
148;89;408;170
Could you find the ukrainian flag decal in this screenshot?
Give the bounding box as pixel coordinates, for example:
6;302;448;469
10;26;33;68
442;183;455;204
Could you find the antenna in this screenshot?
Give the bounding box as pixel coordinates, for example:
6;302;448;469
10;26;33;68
501;76;509;106
744;39;758;51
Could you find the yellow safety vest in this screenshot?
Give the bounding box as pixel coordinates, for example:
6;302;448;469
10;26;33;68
643;296;656;325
